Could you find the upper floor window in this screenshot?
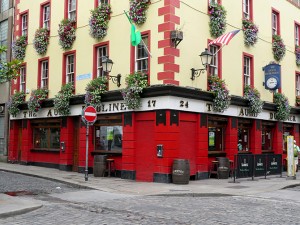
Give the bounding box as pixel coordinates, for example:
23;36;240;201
1;0;9;12
66;54;75;84
296;73;300;96
209;45;219;76
19;66;26;92
0;20;8;61
242;0;252;20
21;14;28;36
272;10;280;35
244;56;251;86
135;35;149;74
68;0;76;20
96;45;108;77
99;0;109;5
42;4;50;29
41;60;49;89
295;23;300;46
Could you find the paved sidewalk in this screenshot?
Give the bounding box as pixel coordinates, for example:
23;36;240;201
0;162;300;218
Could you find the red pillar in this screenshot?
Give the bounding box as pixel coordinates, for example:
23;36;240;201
251;119;262;154
225;117;238;161
8;120;19;162
273;122;283;154
21;120;32;163
59;117;74;167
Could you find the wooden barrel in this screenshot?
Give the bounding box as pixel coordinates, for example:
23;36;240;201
216;157;230;179
172;159;190;184
93;155;107;177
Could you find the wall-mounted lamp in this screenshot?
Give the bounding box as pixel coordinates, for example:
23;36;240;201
190;48;213;80
102;56;121;87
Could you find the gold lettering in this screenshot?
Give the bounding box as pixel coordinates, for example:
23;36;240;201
47;110;52;117
206;103;212;112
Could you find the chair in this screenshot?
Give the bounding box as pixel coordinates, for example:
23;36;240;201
209;161;219;179
106;158;116;177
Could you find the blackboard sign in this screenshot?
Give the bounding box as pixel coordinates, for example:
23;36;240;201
236;154;253;178
254;155;266;177
266;154;282;175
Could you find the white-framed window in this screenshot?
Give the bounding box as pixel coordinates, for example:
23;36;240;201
68;0;76;21
296;74;300;96
66;54;74;84
244;56;251;86
43;4;50;29
209;45;218;76
97;46;108;77
1;0;9;12
296;24;300;46
272;12;278;35
19;66;26;92
41;60;49;89
21;14;28;36
98;0;109;5
135;35;149;73
243;0;250;19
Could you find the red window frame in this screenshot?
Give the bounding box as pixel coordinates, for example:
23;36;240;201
242;52;254;95
64;0;77;21
19;10;29;38
38;57;49;90
93;41;109;79
207;40;222;79
62;50;76;89
272;8;280;36
296;72;300;97
242;0;253;20
130;30;151;84
295;21;300;47
40;1;51;30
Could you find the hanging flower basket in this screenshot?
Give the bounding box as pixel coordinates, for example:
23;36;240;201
295;45;300;66
12;35;27;61
28;88;49;113
129;0;151;25
272;35;286;62
208;75;231;113
274;92;291;121
6;91;26;117
244;85;263;114
208;3;227;38
89;4;112;39
53;83;74;116
33;28;50;55
58;19;76;50
85;76;108;107
121;72;148;110
242;19;259;46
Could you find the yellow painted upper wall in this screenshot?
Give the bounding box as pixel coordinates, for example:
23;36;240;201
16;0;300;105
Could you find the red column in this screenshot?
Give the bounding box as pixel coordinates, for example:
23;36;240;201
251;119;262;154
273;122;283;155
59;117;74;167
225;117;238;161
8;120;19;162
21;120;32;163
197;114;209;175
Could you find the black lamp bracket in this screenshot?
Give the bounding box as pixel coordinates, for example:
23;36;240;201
108;74;121;87
191;68;206;80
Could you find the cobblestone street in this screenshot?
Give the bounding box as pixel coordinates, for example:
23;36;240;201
1;171;300;225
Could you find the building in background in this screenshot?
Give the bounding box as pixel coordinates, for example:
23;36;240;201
8;0;300;182
0;0;14;162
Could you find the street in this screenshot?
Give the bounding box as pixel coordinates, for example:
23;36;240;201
1;171;300;225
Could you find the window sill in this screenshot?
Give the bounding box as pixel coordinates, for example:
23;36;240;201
91;150;122;156
262;150;274;154
208;151;226;157
238;151;252;154
31;149;60;153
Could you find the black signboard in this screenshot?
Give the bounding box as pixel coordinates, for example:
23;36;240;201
236;154;253;178
254;155;266;177
266;154;282;175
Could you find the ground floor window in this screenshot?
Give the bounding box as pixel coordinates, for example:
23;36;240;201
208;116;227;152
94;114;123;152
32;119;60;150
261;121;275;152
238;119;252;152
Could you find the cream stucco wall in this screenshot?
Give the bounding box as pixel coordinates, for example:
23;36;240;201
17;0;164;99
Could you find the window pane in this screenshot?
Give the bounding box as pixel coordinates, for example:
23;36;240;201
97;46;107;77
135;36;149;73
1;0;9;12
95;126;123;151
50;128;60;148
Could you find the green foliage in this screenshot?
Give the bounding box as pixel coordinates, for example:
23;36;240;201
33;28;50;55
244;85;263;114
12;35;27;60
58;19;76;50
242;19;259;46
28;88;49;113
272;35;286;62
208;3;227;38
0;46;22;83
85;76;108;107
89;4;112;39
208;75;230;113
274;92;291;121
121;72;148;110
129;0;150;24
7;91;25;117
53;83;74;116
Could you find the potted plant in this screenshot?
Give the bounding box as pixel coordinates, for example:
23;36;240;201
85;76;108;107
274;92;291;121
89;3;112;39
129;0;151;25
6;91;26;117
272;35;286;62
28;88;49;113
33;28;50;55
53;83;74;116
12;35;27;61
208;75;231;113
58;19;76;50
243;85;263;114
121;72;148;110
242;19;259;46
208;3;226;38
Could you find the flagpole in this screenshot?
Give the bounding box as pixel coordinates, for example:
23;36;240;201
140;38;152;58
213;44;226;55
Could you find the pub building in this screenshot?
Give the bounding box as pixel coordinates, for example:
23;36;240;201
8;87;300;182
